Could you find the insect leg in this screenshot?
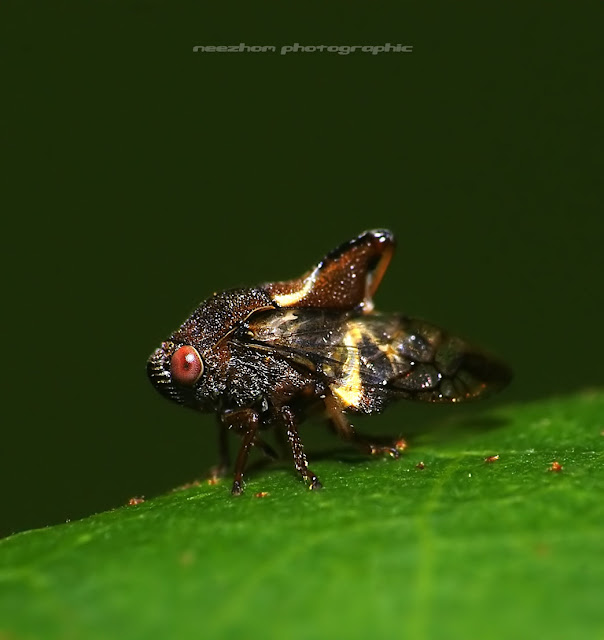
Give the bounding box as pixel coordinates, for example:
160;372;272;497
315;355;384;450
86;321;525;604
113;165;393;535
222;408;261;495
222;411;278;460
254;436;279;460
281;406;322;490
273;421;293;459
208;418;232;481
324;394;404;458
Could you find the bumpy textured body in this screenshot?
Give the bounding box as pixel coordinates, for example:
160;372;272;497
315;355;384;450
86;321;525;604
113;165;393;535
148;229;511;494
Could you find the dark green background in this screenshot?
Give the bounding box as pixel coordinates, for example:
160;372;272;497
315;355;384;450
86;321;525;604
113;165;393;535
3;3;602;538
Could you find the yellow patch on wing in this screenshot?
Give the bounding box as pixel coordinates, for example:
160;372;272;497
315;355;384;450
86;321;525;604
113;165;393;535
272;266;321;307
330;323;364;409
378;342;398;359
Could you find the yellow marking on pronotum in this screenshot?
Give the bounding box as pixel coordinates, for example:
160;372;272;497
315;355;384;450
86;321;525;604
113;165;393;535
330;323;364;408
272;266;321;307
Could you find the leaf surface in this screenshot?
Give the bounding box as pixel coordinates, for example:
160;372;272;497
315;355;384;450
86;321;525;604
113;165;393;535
1;391;603;640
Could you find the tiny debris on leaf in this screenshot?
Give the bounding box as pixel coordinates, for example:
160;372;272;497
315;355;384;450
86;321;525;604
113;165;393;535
179;550;195;567
395;439;408;453
128;496;145;506
549;461;563;472
416;461;426;470
534;543;551;557
484;454;500;463
173;480;202;492
254;492;270;498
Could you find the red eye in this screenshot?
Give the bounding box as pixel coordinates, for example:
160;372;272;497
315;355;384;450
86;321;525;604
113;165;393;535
170;345;203;386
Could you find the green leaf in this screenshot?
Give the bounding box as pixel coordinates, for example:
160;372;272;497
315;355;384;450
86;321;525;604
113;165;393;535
1;391;603;640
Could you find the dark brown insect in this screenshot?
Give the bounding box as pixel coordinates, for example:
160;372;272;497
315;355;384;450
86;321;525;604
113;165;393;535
147;230;512;494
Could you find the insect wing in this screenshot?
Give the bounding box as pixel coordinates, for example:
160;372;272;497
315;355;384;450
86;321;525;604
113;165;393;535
264;229;395;312
382;316;513;403
243;308;356;375
245;310;512;411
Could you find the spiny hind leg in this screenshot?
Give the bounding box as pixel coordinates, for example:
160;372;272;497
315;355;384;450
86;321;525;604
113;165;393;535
324;393;407;458
281;406;322;490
